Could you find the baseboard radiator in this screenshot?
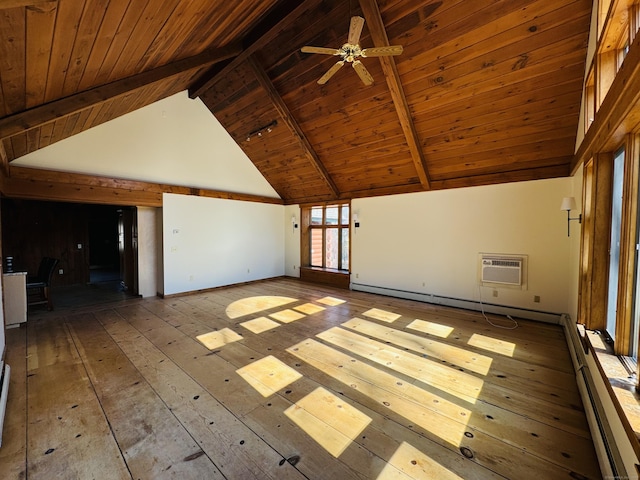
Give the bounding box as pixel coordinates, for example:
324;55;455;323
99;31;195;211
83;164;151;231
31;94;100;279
350;282;561;324
561;314;627;479
0;361;10;447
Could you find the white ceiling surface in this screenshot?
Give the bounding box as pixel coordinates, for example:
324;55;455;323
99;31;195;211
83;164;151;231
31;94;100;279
12;91;280;199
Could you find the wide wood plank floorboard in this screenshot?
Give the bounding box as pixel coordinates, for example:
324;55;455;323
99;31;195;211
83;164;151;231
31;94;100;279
0;278;602;479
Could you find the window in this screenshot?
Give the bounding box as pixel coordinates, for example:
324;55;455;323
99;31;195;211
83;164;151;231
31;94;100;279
305;203;350;271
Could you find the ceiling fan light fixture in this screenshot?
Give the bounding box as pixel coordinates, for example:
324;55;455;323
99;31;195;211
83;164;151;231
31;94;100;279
301;15;403;86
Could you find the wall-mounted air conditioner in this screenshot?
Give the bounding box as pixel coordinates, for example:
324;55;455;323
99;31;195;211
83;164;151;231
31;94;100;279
479;254;525;287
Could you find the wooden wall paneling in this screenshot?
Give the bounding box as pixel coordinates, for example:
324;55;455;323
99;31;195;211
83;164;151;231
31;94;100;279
2;176;164;208
60;0;110;97
430;164;572;191
108;0;184;82
598;49;618;109
5;166;284;206
588;152;614;331
573;27;640;171
1;199;90;286
25;127;39;155
396;0;587;81
614;134;640;354
43;0;84;103
135;0;213;70
0;6;26;114
24;1;56;108
0;139;8;177
578;160;594;326
74;0;131;92
0;45;241;141
9;133;26;159
90;0;151;88
189;0;325;98
1;137;14;161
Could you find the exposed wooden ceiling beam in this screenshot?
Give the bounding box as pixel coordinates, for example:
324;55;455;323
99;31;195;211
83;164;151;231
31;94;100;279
189;0;323;98
359;0;431;190
0;44;241;141
247;55;340;199
4;166;284;207
0;0;52;8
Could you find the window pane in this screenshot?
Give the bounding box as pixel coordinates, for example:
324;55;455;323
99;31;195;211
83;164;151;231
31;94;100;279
341;205;350;225
311;229;323;267
311;207;323;225
326;206;339;225
326;228;338;268
341;227;349;270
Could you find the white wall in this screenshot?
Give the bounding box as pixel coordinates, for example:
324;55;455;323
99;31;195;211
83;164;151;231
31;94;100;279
12;91;280;198
284;204;301;278
137;207;158;297
162;193;285;295
351;177;576;315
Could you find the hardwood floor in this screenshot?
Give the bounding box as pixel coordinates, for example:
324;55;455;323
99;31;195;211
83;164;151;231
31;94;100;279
0;278;602;479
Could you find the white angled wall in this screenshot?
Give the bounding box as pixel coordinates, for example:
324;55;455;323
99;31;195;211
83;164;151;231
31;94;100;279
162;193;285;295
351;177;576;315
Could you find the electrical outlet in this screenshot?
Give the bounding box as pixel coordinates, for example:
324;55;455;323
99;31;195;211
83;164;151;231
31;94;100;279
189;275;194;282
492;290;498;297
534;295;541;303
58;269;64;275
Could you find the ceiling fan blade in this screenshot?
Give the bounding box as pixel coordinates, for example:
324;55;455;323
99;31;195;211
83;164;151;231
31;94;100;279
361;45;404;57
347;16;365;45
352;60;374;86
318;61;345;84
301;46;341;55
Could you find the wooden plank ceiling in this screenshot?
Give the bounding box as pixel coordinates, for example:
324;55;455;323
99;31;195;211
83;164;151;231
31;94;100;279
0;0;592;205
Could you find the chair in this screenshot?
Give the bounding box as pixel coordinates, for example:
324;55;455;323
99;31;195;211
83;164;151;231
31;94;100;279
27;257;59;311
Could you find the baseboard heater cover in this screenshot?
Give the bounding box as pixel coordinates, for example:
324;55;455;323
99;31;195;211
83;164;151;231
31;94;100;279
0;363;10;448
350;282;561;324
561;314;624;479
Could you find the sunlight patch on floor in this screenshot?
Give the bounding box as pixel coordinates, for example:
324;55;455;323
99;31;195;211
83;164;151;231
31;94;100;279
317;327;483;403
196;328;243;350
377;441;465;480
287;339;470;447
240;317;281;334
284;387;371;458
346;318;493;375
317;296;346;306
406;319;454;338
363;308;401;323
269;309;306;323
225;296;298;319
468;333;516;357
236;355;302;397
294;303;326;315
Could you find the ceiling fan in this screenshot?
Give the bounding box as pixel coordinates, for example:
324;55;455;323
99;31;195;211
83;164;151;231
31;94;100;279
301;15;403;86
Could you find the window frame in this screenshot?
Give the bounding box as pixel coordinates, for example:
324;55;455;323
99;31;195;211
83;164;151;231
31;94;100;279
301;202;350;272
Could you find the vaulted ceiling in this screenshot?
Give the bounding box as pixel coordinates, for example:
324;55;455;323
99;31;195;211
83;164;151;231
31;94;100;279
0;0;592;205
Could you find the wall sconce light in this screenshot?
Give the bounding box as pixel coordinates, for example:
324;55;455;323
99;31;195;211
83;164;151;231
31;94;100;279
353;212;360;228
560;197;582;237
291;215;298;230
245;120;277;142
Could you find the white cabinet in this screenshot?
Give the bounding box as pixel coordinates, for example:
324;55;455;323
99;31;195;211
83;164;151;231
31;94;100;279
3;272;27;326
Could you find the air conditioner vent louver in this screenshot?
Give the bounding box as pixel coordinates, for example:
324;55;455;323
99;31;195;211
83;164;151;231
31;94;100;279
481;255;523;286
